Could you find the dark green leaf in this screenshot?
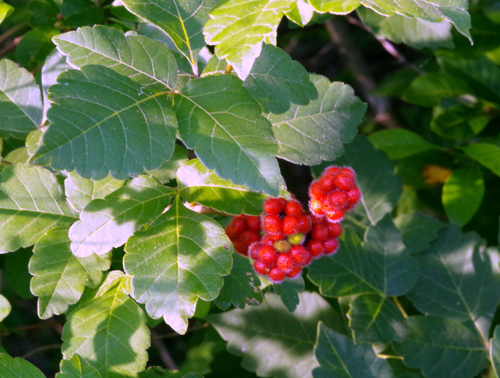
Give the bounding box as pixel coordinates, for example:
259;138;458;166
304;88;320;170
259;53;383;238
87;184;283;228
407;225;500;343
0;354;45;378
62;0;103;28
394;211;446;254
28;0;60;28
31;65;178;180
491;326;500;378
69;176;174;257
267;75;365;165
387;360;424;378
174;74;282;196
0;59;43;138
462;143;500;177
56;354;102;378
139;368;203;378
215;252;263;310
313;322;393;378
208;292;344;378
442;166;484;226
16;27;59;71
124;195;232;334
431;103;489;139
272;276;304;312
177;158;269;215
393;316;488;378
0;164;78;253
368;129;440;160
145;144;188;184
5;247;33;299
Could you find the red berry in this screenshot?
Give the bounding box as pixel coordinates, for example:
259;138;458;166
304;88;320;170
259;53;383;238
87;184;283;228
260;245;277;266
311;224;329;242
283;215;300;235
233;239;248;255
319;174;336;192
297;214;311;233
346;187;361;206
290;245;310;265
326;209;344;223
327;223;343;238
309;199;325;216
263;214;283;233
277;253;294;273
254;260;271;275
240;229;260;245
309;181;327;201
324;238;339;255
327;190;348;210
311;216;323;224
249;243;263;260
285;200;303;216
269;268;286;283
334;172;355;191
308;239;324;257
324;166;340;176
246;216;261;231
225;217;246;240
266;232;286;242
286;264;302;279
264;198;284;214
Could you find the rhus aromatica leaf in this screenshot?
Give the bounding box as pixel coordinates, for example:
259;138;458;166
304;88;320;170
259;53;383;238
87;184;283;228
0;354;45;378
57;355;102;378
267;75;365;165
124;195;232;334
31;65;178;180
0;164;78;253
174;74;282;196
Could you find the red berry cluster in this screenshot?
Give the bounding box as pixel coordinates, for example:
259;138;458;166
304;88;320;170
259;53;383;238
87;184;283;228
225;166;361;284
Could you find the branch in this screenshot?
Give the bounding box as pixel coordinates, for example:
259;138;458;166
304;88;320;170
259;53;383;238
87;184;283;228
150;329;178;370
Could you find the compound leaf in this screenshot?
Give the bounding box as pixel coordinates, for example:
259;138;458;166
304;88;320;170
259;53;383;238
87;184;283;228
62;272;150;378
69;176;175;257
204;0;295;79
174;74;282;196
267;75;365;165
0;59;43;138
407;225;500;343
313;322;393;378
0;354;45;378
208;292;344;378
124;195;232;334
30;227;111;319
0;164;78;253
177;158;269;216
57;354;102;378
393;316;488;378
31;65;178;180
54;26;178;91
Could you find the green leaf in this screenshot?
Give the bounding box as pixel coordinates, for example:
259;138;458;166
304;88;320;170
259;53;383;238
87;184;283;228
313;322;393;378
273;276;304;312
145;144;188;184
16;27;59;71
285;0;315;26
442;166;484;226
31;65;178;180
402;72;469;107
308;214;418;297
368;129;440;160
0;354;45;378
124;195;232;334
62;0;103;28
215;252;263;310
347;294;406;344
54;26;178;91
0;59;43;138
386;360;424;378
208;292;344;378
57;354;102;378
4;147;29;164
394;211;445;254
27;0;60;28
491;326;500;378
122;0;218;74
267;75;365;165
64;172;125;213
312;135;402;226
462;143;500;177
204;0;295;79
0;0;14;25
0;164;78;253
0;294;11;322
69;176;174;257
174;74;282;196
407;225;500;343
309;0;471;42
431;103;489;140
177;158;269;216
393;316;488;378
62;272;150;378
357;8;454;50
30;227;111;319
242;44;317;113
139;368;203;378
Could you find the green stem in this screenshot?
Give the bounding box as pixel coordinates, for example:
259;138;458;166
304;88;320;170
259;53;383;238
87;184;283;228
343;214;368;230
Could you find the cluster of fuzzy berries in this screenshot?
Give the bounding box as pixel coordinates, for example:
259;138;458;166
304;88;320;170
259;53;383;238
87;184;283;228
225;166;360;284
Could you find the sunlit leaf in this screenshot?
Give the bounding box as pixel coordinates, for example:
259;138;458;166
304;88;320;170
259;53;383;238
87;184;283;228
0;0;14;25
0;294;11;322
394;211;445;254
124;195;232;334
285;0;315;26
462;143;500;177
145;144;188;184
0;354;45;378
57;354;102;378
368;129;440;160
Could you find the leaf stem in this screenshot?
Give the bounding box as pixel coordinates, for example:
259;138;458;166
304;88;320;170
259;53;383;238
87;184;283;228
21;343;62;359
0;21;28;46
392;296;408;318
343;214;368;230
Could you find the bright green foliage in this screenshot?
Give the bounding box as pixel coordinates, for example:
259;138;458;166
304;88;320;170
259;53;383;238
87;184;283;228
285;0;315;26
204;0;295;79
368;129;440;160
462;143;500;177
0;59;43;138
174;74;282;196
62;272;150;378
177;158;269;216
69;176;174;257
393;316;488;378
124;195;232;334
442;166;484;226
0;164;78;253
208;292;344;378
0;354;45;378
0;1;14;25
0;294;10;322
313;322;393;378
56;355;102;378
30;227;111;318
267;75;366;165
146;144;189;184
